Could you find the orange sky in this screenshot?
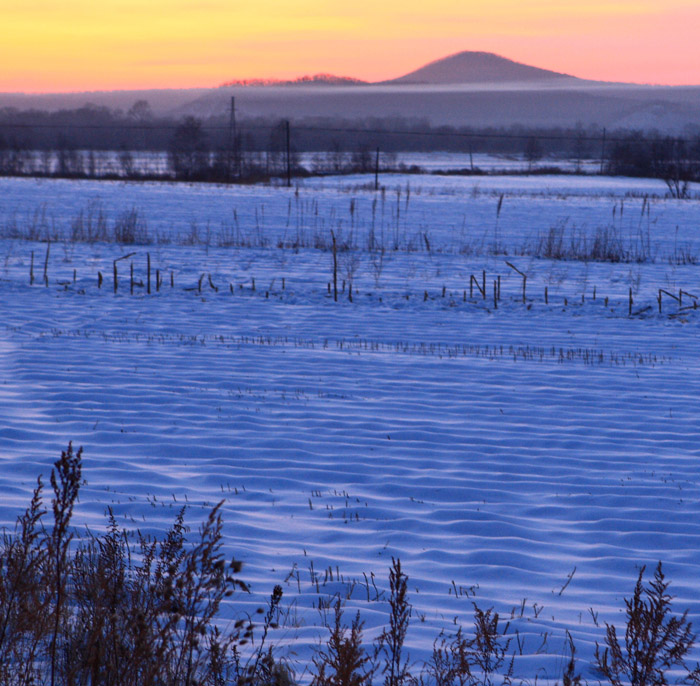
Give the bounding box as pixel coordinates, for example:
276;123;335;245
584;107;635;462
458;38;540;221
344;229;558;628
2;0;700;92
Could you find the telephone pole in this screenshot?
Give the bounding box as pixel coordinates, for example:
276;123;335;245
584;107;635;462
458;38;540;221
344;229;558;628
285;120;291;188
227;96;237;182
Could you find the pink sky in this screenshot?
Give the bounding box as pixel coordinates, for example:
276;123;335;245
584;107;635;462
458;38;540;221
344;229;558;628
1;0;699;92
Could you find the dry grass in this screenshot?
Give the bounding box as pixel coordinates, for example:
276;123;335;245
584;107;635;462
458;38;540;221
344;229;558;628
0;444;277;686
2;446;699;686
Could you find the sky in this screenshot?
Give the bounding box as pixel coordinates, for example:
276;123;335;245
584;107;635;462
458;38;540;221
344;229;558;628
1;0;700;92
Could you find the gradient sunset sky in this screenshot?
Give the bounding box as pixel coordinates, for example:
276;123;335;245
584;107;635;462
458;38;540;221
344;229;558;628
2;0;699;92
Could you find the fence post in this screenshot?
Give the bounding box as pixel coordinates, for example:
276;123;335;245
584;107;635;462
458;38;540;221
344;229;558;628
43;241;50;287
331;230;338;302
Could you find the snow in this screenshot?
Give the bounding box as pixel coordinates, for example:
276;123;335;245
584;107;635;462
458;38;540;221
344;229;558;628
1;172;699;682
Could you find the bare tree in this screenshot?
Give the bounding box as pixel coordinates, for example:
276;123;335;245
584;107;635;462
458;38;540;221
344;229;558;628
169;117;209;180
524;137;543;172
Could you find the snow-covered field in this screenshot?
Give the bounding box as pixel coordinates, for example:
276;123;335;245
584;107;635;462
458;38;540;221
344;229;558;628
1;172;699;682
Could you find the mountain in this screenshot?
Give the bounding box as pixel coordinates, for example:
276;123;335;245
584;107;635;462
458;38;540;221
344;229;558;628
219;52;581;89
384;51;577;85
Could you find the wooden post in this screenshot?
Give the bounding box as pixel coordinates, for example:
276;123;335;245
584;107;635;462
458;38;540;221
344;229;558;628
130;262;134;295
497;275;501;302
113;252;135;295
30;250;34;285
629;287;633;315
98;271;102;289
493;280;498;309
658;290;662;314
156;268;160;292
171;271;174;288
147;252;151;294
505;261;527;304
43;240;50;286
331;230;338;302
545;286;548;304
482;270;486;300
593;286;596;301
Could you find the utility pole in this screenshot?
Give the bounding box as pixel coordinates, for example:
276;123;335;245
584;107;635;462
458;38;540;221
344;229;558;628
374;147;380;191
228;96;237;182
285;120;291;188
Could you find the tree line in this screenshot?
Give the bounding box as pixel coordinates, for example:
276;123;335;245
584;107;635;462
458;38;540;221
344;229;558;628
0;100;699;189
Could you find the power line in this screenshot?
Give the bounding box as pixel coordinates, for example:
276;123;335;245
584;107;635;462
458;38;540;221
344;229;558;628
0;120;698;146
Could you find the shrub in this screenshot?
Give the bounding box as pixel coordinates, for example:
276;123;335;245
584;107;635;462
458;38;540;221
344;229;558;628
311;598;375;686
377;558;411;686
0;443;280;686
595;562;697;686
113;207;150;244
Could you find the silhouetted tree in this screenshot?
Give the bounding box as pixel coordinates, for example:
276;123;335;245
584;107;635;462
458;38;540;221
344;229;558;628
127;99;153;122
524;136;543;171
168;117;209;179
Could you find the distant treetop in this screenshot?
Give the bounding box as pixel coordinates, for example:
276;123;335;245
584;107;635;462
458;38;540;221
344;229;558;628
219;73;368;88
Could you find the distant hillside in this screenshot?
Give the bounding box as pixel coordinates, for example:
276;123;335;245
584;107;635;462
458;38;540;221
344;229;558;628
219;74;367;88
3;50;700;135
385;51;577;85
218;53;577;89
